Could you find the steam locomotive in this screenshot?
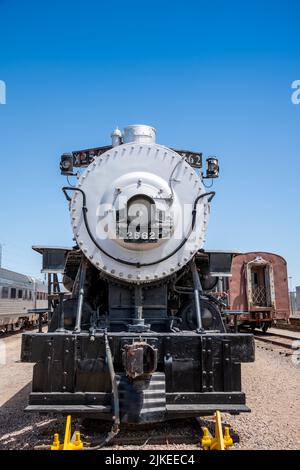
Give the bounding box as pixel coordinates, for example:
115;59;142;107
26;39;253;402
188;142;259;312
21;125;254;432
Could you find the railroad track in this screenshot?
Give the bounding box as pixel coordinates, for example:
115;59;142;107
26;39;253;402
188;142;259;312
33;418;200;449
34;416;239;450
82;418;202;448
254;330;300;354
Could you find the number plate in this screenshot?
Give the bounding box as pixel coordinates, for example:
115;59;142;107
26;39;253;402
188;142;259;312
171;149;202;169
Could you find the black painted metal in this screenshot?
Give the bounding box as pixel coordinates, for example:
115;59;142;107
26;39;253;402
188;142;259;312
21;330;254;423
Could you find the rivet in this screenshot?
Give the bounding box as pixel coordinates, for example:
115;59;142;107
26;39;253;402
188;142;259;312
119;272;123;277
79;241;83;245
89;255;93;260
103;265;107;270
111;269;115;274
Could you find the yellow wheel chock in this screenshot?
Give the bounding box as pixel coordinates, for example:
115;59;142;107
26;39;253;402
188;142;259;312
51;415;83;450
201;411;233;450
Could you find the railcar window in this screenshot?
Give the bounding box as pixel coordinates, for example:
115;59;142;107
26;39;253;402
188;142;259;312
1;287;9;299
18;289;23;299
29;291;32;300
24;290;27;300
10;288;16;299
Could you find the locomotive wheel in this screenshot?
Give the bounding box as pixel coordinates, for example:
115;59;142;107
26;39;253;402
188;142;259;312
262;322;269;333
180;298;221;331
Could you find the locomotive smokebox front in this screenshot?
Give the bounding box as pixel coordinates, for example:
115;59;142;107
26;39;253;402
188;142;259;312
70;124;209;285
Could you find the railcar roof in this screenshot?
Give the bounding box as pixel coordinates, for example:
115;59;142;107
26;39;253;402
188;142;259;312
0;267;46;288
0;267;33;284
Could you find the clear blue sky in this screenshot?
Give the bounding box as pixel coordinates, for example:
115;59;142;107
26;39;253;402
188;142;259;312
0;0;299;287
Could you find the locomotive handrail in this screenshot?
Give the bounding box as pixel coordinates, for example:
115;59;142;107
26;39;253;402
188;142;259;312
62;187;215;269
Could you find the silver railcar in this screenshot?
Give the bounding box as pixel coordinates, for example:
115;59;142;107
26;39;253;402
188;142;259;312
0;267;47;332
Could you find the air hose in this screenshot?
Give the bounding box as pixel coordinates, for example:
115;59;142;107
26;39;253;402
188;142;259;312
85;330;120;450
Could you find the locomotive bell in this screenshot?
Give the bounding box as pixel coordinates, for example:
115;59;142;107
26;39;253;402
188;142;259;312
70;124;210;283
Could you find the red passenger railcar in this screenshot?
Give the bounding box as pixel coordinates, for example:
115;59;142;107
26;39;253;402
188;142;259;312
228;252;290;332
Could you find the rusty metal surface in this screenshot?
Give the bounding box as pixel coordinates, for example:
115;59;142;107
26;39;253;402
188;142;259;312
229;252;290;321
122;341;158;378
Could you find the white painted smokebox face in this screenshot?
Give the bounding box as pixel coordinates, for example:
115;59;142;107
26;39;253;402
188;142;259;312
71;138;209;283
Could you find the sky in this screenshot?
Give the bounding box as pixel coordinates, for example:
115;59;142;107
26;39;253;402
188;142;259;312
0;0;299;287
